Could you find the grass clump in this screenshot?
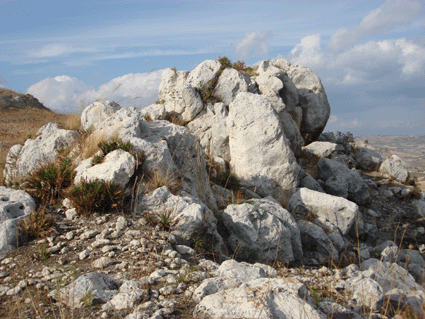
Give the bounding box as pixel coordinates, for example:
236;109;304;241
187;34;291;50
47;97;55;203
19;206;55;240
66;179;124;215
144;169;183;195
22;154;75;205
91;138;133;165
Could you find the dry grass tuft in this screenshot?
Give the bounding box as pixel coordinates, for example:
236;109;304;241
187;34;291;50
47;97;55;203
144;169;183;195
77;130;108;161
19;206;55;240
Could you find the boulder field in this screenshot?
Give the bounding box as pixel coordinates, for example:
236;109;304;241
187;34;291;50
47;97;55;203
1;58;424;318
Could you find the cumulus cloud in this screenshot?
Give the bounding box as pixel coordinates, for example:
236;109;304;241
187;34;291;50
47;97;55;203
27;70;163;113
27;76;93;112
328;0;421;51
287;34;323;67
235;32;273;59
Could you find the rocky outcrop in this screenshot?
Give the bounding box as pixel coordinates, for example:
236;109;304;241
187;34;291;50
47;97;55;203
80;100;121;131
0;88;49;111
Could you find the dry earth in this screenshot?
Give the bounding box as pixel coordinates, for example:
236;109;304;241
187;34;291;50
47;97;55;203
357;135;425;191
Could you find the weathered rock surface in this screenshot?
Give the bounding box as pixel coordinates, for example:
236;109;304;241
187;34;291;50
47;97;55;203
222;197;302;263
227;92;301;201
74;149;135;187
317;158;371;205
380;154;410;183
0;187;36;257
138;186;225;255
302;141;344;158
4;123;78;185
80;100;121;131
214;68;248;106
288;188;359;236
353;147;382;171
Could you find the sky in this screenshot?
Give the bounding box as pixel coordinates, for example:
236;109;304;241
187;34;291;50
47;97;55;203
0;0;424;136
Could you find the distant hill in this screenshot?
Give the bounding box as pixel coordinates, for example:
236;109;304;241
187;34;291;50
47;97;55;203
0;88;50;111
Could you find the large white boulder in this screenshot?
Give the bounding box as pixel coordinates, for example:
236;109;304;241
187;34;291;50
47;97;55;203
302;141;344;158
186;60;221;89
0;187;36;257
4;123;78;185
222;197;302;263
80;100;121;131
214;68;249;106
158;68;189;102
163;84;204;123
226;92;301;201
379;154;409;183
288;188;359;236
74;149;135;187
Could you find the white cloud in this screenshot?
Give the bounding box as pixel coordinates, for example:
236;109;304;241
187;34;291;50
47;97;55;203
287;34;323;67
328;0;421;51
29;44;97;58
26;71;163;113
235;32;273;59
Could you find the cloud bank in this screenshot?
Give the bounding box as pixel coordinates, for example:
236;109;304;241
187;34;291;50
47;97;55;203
27;70;163;113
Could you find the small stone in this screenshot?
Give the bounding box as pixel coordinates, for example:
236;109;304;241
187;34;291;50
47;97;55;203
58;257;67;265
116;216;127;231
65;232;74;240
80;230;99;240
65;208;78;220
79;250;90;260
92;257;114;269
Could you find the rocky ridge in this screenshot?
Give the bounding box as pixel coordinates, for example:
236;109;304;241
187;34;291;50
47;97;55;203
0;57;424;318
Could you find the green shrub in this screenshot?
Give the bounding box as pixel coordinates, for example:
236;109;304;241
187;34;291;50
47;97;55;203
66;179;124;215
23;155;75;205
92;138;133;165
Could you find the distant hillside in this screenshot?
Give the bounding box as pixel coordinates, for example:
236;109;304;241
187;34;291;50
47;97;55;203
0;88;50;111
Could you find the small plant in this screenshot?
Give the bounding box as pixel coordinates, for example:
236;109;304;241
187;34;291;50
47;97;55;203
158;208;174;231
19;206;55;240
163;112;186;126
218;56;232;69
66;179;124;215
244;66;259;77
90;138;132;165
191;235;204;252
23;154;75;205
145;169;182;194
80;291;94;308
36;243;50;261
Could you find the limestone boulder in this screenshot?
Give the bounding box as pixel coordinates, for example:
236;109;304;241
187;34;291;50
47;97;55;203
226;92;301;201
379;154;409;183
302;141;344;158
279;111;304;152
288;188;359;236
80;100;121;131
278;60;330;143
193;277;325;319
0;187;36;257
222;197;302;263
49;272;120;308
353;147;382;171
185;60;221;89
317;158;371;205
163;84;204;123
138;187;225;256
187;102;230;162
214;68;248;106
158;68;189;102
74;149;135;187
4;123;78;185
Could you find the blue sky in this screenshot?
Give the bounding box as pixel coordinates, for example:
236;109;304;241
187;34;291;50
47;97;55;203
0;0;424;136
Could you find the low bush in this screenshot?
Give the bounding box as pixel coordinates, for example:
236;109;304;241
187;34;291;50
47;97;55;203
19;206;55;240
336;131;358;153
66;179;124;215
23;154;75;205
